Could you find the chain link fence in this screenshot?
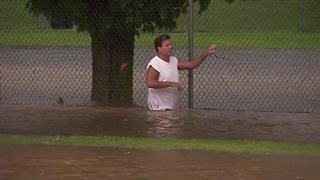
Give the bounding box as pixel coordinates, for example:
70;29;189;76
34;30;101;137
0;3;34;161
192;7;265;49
1;0;319;112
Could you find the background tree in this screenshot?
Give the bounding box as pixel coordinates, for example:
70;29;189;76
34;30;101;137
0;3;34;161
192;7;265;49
26;0;217;105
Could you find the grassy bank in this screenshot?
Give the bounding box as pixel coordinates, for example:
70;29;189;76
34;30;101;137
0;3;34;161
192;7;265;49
0;134;319;157
0;0;319;48
138;31;320;48
1;31;320;48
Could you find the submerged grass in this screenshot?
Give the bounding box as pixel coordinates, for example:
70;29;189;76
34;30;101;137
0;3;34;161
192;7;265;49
0;134;319;157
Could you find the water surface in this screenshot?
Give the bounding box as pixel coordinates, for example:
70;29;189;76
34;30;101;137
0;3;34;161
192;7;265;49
1;105;319;144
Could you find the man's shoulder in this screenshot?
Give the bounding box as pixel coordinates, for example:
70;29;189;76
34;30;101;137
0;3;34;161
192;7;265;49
151;55;160;61
148;56;159;64
147;56;159;69
149;56;178;65
169;56;178;63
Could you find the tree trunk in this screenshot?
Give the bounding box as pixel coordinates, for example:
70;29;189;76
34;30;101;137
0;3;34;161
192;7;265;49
90;30;134;105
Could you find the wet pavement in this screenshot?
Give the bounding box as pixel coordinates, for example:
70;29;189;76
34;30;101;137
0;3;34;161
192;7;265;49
0;105;320;179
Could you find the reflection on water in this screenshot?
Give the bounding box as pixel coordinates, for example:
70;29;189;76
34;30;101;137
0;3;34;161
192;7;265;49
146;110;182;137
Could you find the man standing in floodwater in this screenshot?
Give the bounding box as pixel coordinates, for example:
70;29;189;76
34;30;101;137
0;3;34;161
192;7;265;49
146;34;217;110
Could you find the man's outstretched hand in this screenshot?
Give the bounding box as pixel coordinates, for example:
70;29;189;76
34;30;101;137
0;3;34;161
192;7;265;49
208;44;218;55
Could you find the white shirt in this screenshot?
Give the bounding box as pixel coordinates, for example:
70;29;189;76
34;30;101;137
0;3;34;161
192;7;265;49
147;56;179;110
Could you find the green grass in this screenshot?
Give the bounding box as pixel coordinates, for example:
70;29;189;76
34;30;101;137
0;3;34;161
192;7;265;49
0;0;319;48
0;30;91;47
136;31;320;48
1;31;319;48
188;0;320;33
0;134;320;157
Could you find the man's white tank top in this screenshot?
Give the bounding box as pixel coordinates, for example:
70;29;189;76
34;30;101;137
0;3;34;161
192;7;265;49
147;56;179;110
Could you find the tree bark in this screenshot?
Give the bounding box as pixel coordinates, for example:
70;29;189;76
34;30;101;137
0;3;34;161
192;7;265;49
90;30;134;105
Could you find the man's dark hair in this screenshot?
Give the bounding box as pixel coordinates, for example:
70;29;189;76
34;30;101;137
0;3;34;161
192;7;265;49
154;34;171;52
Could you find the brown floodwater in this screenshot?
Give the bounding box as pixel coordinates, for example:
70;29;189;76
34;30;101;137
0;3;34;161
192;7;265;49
0;105;319;143
0;105;320;179
1;144;320;180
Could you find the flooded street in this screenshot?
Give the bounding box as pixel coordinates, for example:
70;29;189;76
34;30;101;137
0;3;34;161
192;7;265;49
0;105;320;179
1;144;320;180
0;105;319;143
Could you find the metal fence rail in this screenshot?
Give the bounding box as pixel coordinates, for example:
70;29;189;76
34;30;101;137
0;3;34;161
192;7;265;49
1;0;319;112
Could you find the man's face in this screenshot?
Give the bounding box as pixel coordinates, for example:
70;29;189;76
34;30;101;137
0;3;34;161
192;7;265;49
158;39;172;56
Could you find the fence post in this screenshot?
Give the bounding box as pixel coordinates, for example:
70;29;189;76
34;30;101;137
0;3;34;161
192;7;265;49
187;0;193;108
298;0;304;32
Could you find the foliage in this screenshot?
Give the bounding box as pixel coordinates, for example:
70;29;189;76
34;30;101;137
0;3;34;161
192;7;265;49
25;0;211;35
24;0;213;103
